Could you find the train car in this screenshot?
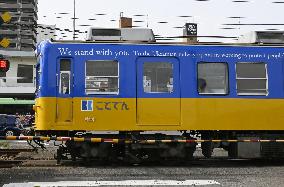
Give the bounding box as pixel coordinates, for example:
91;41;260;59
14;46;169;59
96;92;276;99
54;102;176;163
34;40;284;162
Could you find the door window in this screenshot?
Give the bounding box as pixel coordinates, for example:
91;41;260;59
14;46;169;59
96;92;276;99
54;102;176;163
143;62;173;93
59;59;71;95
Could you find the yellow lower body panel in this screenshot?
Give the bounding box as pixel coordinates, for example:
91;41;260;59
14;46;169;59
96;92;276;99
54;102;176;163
137;98;181;126
34;97;284;131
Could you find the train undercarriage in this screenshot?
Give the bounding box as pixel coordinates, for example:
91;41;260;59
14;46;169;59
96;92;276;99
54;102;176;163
53;132;197;164
35;131;284;164
56;140;197;164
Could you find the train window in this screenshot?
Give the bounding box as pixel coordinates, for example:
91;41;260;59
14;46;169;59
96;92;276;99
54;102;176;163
197;63;228;95
59;59;71;95
143;62;173;93
85;60;119;94
236;62;268;95
60;59;71;71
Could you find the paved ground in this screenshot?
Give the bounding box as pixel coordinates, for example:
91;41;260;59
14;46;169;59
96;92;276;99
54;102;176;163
2;159;284;186
1;141;284;186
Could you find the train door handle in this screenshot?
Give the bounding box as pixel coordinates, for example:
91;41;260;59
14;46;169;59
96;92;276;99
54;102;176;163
56;73;59;87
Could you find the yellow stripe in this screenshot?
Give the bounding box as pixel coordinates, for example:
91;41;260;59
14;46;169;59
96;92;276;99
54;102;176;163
40;137;50;141
6;136;17;140
57;137;71;141
91;138;102;143
146;140;156;144
74;137;84;142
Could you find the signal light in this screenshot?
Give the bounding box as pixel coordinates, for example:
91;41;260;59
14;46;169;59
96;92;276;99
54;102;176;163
0;59;10;72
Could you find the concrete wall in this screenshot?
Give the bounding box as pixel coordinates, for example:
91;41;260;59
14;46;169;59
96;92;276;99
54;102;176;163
0;55;36;95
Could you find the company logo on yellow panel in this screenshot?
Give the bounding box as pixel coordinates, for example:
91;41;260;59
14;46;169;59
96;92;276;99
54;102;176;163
81;100;93;111
81;99;130;111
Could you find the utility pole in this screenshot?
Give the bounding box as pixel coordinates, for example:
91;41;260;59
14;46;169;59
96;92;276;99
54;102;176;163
73;0;76;40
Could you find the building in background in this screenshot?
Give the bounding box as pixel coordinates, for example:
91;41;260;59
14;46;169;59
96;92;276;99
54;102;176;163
0;22;56;99
0;50;35;99
0;0;38;51
0;0;38;99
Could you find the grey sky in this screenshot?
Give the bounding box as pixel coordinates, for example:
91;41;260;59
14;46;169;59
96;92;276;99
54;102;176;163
38;0;284;42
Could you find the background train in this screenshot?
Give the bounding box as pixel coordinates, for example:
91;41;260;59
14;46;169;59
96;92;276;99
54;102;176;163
34;39;284;162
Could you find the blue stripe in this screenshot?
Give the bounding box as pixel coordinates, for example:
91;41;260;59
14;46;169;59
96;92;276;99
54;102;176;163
37;41;284;99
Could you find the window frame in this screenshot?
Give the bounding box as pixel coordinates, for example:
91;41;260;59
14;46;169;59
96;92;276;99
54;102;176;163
59;71;71;95
58;58;72;96
56;58;73;97
197;62;229;96
35;63;41;96
17;64;34;84
85;60;119;95
235;62;268;96
0;71;6;83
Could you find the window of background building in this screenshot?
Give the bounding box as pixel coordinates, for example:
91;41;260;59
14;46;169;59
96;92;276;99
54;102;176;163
17;64;33;83
85;60;119;94
143;62;173;93
0;72;6;83
197;62;229;95
236;62;268;95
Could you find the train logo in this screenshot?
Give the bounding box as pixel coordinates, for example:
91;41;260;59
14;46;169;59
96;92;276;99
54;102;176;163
81;100;93;111
81;100;129;111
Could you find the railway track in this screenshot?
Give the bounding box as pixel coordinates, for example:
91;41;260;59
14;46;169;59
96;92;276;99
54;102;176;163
0;160;23;168
0;149;36;168
0;149;35;157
